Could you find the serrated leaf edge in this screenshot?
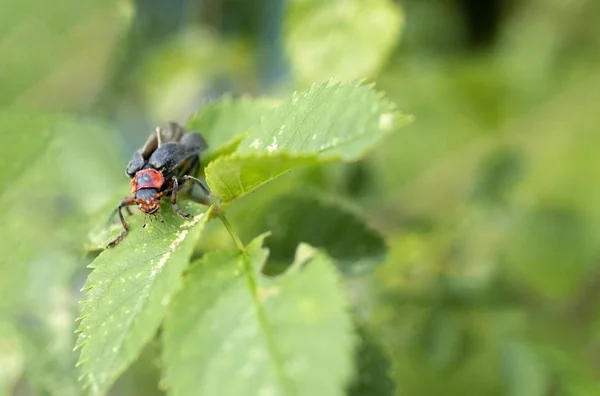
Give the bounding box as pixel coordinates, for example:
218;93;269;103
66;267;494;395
243;80;413;161
74;208;212;395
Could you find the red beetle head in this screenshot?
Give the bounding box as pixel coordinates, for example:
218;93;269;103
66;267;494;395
136;194;161;214
130;169;165;214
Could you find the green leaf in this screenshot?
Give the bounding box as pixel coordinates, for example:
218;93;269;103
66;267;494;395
205;153;320;202
109;340;165;396
206;82;412;202
0;0;127;109
500;339;549;396
285;0;404;83
0;321;23;396
237;82;410;159
162;239;355;396
348;326;395;396
75;204;213;395
0;112;54;189
418;310;469;372
0;116;123;311
18;313;80;396
16;252;82;396
237;194;387;276
506;207;594;300
185;95;279;162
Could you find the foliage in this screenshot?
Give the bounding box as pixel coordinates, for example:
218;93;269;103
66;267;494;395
2;0;600;395
74;80;408;395
285;0;403;84
162;240;354;396
76;206;212;394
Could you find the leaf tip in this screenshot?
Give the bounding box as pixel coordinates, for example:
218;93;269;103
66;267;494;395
247;231;272;250
292;243;318;269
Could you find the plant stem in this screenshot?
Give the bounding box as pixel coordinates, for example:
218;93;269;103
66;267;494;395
217;211;293;392
218;212;246;254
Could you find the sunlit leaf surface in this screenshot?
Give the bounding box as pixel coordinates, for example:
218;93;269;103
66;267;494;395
76;204;213;395
162;239;355;396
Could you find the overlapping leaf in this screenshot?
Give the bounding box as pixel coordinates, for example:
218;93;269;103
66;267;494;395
75;204;212;395
162;239;355;396
204;154;320;202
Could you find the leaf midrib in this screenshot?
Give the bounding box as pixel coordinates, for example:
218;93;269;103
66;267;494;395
239;253;296;396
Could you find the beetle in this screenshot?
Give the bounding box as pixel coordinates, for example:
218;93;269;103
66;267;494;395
107;122;211;248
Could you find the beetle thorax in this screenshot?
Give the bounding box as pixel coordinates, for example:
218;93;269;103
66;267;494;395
130;169;164;194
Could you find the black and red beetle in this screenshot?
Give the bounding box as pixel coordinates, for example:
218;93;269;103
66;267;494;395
107;122;211;248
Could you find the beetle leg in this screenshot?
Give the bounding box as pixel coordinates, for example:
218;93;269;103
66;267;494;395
105;199;134;230
106;207;118;229
170;177;193;218
179;175;215;206
107;197;137;248
179;175;214;198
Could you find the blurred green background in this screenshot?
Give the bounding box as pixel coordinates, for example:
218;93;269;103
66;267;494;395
1;0;600;395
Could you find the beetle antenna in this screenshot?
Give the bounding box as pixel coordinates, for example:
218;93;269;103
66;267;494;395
142;215;148;228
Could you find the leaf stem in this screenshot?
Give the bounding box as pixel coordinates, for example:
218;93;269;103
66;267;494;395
218;212;293;394
218;212;246;253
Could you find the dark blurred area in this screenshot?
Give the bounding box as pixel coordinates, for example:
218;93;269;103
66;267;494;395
1;0;600;395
